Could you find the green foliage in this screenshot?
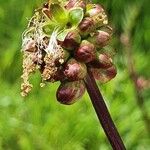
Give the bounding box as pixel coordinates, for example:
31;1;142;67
0;0;149;149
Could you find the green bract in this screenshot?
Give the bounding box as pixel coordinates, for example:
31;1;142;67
68;7;84;27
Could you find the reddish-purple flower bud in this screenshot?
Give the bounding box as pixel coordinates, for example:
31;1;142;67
75;40;96;63
64;58;87;81
86;4;104;17
91;65;117;83
88;30;111;48
78;17;95;37
65;0;86;10
59;30;81;50
89;53;113;69
86;4;108;28
56;80;85;105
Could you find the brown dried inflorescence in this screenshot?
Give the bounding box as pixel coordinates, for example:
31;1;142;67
21;0;116;104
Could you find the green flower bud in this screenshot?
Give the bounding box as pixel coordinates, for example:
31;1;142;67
65;0;86;10
91;65;117;83
78;17;95;37
75;40;96;63
64;58;87;81
88;30;111;48
56;80;85;105
59;30;81;50
89;53;113;69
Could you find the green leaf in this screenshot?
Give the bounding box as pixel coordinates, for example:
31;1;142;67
50;4;68;25
68;7;84;27
57;29;70;41
42;22;56;35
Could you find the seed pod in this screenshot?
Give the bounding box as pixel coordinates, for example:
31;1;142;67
59;30;81;50
65;0;86;10
88;30;111;48
78;17;95;37
64;58;87;81
89;53;113;69
91;65;117;83
75;40;96;63
56;80;85;105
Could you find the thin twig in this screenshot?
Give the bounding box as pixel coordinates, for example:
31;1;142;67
84;69;126;150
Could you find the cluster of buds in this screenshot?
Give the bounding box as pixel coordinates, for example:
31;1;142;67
21;0;117;104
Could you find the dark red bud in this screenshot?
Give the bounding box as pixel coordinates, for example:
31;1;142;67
86;4;104;17
89;53;113;69
60;31;81;50
75;40;96;63
87;4;108;28
91;65;117;83
88;30;111;48
53;67;66;81
78;17;95;37
64;58;87;81
56;80;85;105
65;0;86;10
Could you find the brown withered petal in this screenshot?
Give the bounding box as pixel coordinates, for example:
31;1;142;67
88;30;110;48
88;53;113;69
24;40;37;52
65;0;86;10
54;49;70;67
78;17;95;37
56;80;85;105
75;40;96;63
59;31;81;50
64;58;87;81
91;65;117;83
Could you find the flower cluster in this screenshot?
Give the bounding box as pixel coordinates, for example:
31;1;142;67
21;0;117;104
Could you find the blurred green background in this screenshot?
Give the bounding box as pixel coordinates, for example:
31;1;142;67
0;0;150;149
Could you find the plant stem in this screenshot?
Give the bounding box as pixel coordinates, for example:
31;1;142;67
122;33;150;134
84;69;126;150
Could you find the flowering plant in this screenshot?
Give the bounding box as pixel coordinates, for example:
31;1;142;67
21;0;116;101
21;0;125;149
